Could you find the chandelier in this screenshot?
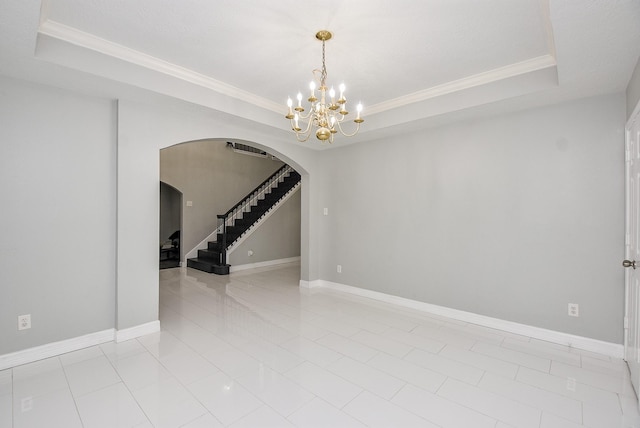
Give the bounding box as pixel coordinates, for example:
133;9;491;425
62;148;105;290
285;30;364;143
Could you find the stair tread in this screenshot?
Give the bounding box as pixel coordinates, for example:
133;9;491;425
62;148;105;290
188;257;222;265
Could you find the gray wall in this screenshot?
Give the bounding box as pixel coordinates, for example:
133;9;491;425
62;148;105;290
0;72;628;359
160;140;284;258
318;93;625;343
0;75;317;357
0;76;116;354
628;56;640;120
230;189;301;266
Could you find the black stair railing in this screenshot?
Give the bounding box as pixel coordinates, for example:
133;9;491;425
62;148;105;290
216;164;294;265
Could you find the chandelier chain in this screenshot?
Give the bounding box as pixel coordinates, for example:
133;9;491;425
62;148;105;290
321;39;327;87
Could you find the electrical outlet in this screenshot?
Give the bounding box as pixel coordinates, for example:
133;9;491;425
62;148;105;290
18;314;31;330
21;396;33;412
568;303;579;317
337;265;342;273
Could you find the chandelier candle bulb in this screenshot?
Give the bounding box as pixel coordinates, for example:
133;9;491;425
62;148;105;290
309;81;317;102
295;92;303;111
329;87;336;103
285;98;294;119
339;83;346;103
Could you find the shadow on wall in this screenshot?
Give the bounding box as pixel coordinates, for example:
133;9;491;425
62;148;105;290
160;181;181;269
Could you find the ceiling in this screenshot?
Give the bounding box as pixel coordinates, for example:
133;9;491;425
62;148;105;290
1;0;640;148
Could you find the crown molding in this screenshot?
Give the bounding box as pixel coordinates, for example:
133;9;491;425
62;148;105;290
38;19;284;114
37;19;557;138
365;55;557;116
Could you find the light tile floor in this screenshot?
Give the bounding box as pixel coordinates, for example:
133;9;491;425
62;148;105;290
2;262;640;427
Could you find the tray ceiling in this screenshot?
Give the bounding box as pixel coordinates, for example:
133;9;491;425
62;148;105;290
1;0;639;147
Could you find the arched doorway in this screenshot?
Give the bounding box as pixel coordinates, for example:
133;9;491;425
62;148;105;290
115;99;318;335
159;139;301;274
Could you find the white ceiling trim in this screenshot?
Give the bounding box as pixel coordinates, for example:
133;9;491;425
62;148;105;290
38;19;284;114
365;54;557;116
38;19;558;125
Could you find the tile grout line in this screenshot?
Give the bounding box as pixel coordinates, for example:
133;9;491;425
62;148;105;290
103;339;157;427
11;369;14;428
133;328;223;426
158;265;638;427
159;287;314;426
58;356;85;428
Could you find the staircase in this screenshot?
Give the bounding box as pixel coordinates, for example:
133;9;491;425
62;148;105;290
187;165;301;275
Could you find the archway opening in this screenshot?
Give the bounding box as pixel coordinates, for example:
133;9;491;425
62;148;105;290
159;138;303;278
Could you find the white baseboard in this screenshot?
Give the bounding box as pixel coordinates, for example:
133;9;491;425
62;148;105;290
0;329;115;370
230;256;300;273
313;280;624;359
0;320;162;370
299;279;323;289
115;320;161;343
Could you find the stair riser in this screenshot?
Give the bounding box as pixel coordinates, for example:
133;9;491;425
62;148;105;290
215;234;240;247
198;249;221;262
187;258;230;275
208;241;222;251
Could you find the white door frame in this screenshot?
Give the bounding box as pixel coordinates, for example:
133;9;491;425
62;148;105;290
625;102;640;400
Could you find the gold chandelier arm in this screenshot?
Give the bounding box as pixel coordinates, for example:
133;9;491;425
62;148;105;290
295;132;313;143
290;117;314;142
333;119;362;138
294;130;313;142
296;109;314;121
